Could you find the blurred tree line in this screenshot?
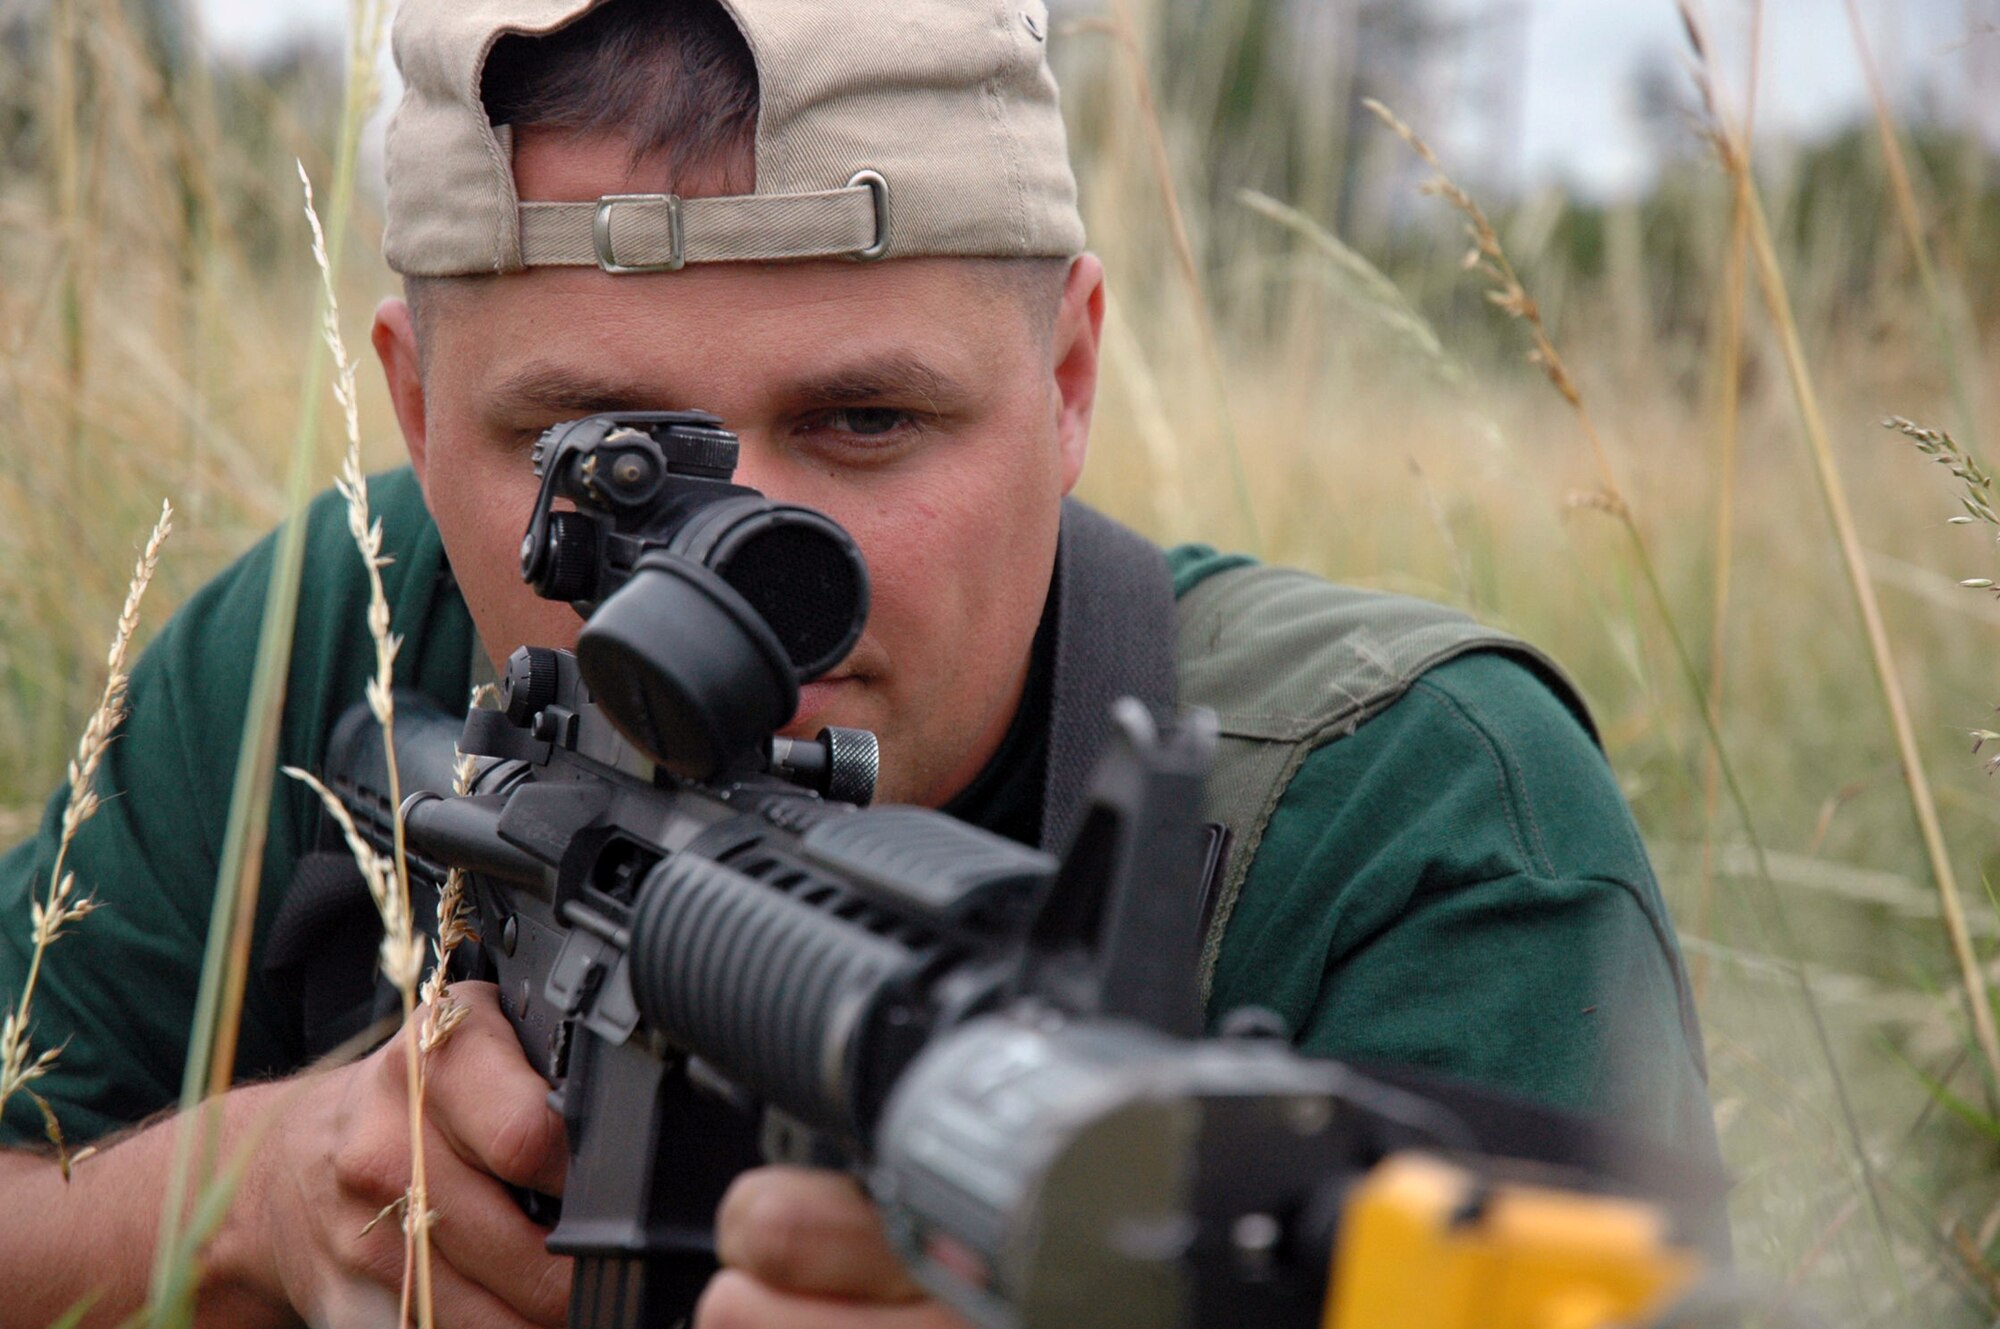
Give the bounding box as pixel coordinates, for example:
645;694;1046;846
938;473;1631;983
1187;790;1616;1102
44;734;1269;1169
1048;0;2000;386
0;0;345;277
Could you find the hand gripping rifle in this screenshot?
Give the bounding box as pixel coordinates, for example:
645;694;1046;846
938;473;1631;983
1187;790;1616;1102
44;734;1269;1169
325;412;1719;1329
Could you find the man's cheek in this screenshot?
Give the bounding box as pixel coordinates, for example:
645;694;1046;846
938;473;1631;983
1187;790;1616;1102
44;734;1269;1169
875;465;1020;566
433;462;538;568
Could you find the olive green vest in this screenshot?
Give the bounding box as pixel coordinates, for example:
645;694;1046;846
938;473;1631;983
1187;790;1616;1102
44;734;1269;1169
1174;563;1593;1002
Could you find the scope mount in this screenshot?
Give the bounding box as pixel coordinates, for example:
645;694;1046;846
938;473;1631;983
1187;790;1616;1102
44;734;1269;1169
510;410;877;789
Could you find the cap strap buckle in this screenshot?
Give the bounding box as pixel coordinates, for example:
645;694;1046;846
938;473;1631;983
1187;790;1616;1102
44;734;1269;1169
593;194;685;274
521;181;883;271
846;170;889;261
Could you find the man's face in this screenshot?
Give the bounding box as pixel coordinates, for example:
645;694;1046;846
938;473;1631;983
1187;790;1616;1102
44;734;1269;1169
375;133;1103;808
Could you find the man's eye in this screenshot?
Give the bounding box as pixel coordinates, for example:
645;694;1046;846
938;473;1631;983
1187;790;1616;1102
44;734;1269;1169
821;407;910;438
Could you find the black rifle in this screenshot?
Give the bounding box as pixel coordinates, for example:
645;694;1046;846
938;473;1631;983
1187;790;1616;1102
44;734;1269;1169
321;412;1714;1329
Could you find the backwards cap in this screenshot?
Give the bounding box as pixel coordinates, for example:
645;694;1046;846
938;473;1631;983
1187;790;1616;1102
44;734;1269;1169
383;0;1086;277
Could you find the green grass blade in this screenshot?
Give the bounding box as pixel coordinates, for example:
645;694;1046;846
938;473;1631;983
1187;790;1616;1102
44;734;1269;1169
146;0;387;1307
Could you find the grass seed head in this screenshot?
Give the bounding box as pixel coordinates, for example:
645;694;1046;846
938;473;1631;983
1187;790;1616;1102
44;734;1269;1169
1;500;172;1149
1884;416;1996;524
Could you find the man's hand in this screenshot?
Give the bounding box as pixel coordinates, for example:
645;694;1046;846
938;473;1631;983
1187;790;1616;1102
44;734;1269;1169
247;981;573;1327
697;1166;973;1329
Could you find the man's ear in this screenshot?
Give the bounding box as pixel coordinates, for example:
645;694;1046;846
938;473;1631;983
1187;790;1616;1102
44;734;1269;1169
372;297;430;487
1051;254;1106;496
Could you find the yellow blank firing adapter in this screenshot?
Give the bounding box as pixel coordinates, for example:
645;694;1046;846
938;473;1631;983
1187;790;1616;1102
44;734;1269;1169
1323;1153;1703;1329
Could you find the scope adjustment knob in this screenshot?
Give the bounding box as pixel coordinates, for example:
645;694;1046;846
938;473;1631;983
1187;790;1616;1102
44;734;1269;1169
503;647;562;728
538;511;601;603
766;726;879;805
821;727;879;807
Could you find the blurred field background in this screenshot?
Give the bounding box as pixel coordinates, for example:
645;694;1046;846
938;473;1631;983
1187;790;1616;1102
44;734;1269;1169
5;0;2000;1322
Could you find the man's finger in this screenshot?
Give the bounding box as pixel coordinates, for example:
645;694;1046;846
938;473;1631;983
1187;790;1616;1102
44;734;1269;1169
418;983;570;1196
426;1244;563;1329
715;1167;925;1302
696;1270;968;1329
423;1125;574;1326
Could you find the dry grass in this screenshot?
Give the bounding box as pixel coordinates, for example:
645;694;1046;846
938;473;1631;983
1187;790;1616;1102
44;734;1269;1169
1693;0;1763;1005
7;0;2000;1324
0;499;172;1175
1682;0;2000;1119
1368;89;1921;1282
281;157;438;1329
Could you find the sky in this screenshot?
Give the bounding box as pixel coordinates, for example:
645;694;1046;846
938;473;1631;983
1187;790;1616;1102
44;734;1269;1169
1496;0;1986;195
192;0;1992;201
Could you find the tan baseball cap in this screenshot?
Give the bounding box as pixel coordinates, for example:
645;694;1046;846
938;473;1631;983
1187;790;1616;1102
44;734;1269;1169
383;0;1087;277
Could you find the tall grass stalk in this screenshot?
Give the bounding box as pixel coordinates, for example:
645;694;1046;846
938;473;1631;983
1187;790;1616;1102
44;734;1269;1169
283;770;432;1321
0;500;172;1172
1678;0;2000;1105
1694;0;1764;1000
1842;0;1984;451
418;737;480;1057
1365;95;1781;908
1235;188;1469;394
148;0;391;1308
46;0;86;774
1096;0;1262;553
164;5;227;517
144;1025;401;1320
290;155;437;1328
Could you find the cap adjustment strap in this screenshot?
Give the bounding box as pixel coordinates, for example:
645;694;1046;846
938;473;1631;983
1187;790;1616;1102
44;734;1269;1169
518;173;888;272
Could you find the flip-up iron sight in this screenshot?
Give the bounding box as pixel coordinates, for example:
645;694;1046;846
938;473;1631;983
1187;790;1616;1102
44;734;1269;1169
518;410;876;796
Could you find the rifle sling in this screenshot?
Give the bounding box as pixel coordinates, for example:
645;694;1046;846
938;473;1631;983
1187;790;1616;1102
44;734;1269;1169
1038;498;1180;856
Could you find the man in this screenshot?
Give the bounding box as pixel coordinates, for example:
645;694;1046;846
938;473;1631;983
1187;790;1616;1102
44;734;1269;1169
0;1;1721;1325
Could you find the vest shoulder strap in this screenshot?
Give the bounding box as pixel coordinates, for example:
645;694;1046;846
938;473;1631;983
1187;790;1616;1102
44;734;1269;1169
1039;498;1180;853
1175;563;1594;1000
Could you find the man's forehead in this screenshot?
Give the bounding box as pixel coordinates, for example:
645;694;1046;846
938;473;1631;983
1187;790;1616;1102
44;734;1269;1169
406;241;1067;404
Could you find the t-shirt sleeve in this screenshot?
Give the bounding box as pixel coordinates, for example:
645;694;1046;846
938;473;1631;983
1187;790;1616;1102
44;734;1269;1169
0;470;473;1148
1204;650;1716;1154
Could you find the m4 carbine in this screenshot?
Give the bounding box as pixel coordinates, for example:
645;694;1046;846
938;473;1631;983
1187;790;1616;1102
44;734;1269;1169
321;412;1712;1329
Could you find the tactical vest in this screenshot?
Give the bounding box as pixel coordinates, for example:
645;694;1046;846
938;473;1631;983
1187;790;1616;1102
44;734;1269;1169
1045;500;1593;1005
1174;561;1592;1001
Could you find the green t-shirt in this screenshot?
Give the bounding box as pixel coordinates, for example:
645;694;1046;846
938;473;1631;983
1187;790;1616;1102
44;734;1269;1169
0;470;1712;1165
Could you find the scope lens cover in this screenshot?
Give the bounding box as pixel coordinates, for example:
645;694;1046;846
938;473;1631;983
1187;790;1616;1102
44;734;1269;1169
669;500;870;682
576;552;798;780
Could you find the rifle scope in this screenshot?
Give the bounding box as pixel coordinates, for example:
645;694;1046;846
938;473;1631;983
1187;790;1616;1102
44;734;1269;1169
518;411;870;779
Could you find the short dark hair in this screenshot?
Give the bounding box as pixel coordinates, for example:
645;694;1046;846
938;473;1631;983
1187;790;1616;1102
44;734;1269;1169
406;0;1066;367
481;0;760;183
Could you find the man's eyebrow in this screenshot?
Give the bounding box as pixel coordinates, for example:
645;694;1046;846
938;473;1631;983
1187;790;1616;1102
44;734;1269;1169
487;364;670;418
775;355;970;412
